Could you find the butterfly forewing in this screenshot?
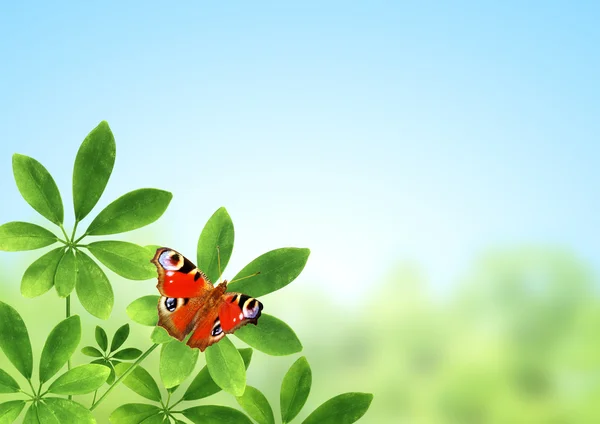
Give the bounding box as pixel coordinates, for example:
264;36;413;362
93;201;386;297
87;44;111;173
152;248;212;298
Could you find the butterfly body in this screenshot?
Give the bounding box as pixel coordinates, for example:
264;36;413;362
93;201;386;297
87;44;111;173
151;248;263;351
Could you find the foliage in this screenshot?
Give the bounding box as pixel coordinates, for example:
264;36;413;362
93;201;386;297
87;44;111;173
2;121;171;318
0;121;373;423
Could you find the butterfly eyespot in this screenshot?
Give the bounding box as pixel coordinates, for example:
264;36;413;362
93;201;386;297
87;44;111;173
165;297;177;312
159;250;183;271
211;320;223;337
243;297;263;319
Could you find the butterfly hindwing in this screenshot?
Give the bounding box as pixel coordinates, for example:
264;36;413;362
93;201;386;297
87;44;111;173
186;292;263;351
187;309;226;351
157;296;202;340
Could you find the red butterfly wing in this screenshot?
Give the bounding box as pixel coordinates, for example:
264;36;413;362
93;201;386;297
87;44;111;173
157;296;203;340
186;292;263;352
219;293;263;332
187;308;225;351
151;248;211;298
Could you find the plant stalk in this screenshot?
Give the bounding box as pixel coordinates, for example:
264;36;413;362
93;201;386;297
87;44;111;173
90;343;159;410
70;221;79;243
66;294;72;400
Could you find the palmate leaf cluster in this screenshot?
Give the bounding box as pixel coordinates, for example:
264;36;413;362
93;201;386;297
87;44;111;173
0;121;373;423
81;324;142;384
0;302;105;423
0;121;172;319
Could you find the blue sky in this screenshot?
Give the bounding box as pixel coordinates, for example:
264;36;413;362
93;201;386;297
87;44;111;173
0;1;598;304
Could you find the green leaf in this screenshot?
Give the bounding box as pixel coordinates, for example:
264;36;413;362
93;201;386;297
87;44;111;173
109;404;162;424
39;315;82;384
145;245;162;254
302;393;374;424
183;348;253;401
127;296;159;326
113;348;142;360
106;360;117;385
236;385;275;424
33;403;60;424
0;222;57;251
205;337;246;396
54;249;77;297
75;252;114;319
183;405;252;424
20;247;64;298
115;363;162;402
140;415;167;424
159;340;198;389
0;400;26;424
47;364;110;395
197;207;234;283
0;369;19;393
12;153;63;225
22;404;42;424
111;324;130;352
280;356;312;423
44;398;95;424
92;358;117;385
150;327;172;344
81;346;103;357
95;326;109;352
72;120;116;221
235;313;302;356
228;248;310;297
238;348;254;368
0;301;33;379
85;189;172;236
88;241;156;280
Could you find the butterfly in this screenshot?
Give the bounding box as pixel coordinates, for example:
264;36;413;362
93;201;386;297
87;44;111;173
151;247;263;351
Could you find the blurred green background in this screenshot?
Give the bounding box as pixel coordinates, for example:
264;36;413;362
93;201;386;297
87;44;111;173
1;1;598;423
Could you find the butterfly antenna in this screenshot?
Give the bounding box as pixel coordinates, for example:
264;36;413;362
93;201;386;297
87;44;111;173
229;271;261;284
217;246;222;285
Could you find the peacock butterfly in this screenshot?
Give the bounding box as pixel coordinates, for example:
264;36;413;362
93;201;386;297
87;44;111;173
150;247;263;351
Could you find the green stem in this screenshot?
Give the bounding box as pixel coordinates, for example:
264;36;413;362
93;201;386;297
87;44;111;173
169;399;183;410
74;233;87;244
19;389;34;399
27;379;36;397
91;389;98;407
66;295;72;400
90;344;159;411
59;224;70;242
70;221;79;243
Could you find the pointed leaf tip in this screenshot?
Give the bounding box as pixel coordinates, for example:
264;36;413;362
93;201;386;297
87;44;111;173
0;301;33;379
0;221;57;251
197;207;235;283
39;315;82;383
302;392;373;424
85;189;172;236
228;248;310;297
72;121;116;221
12;153;64;225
